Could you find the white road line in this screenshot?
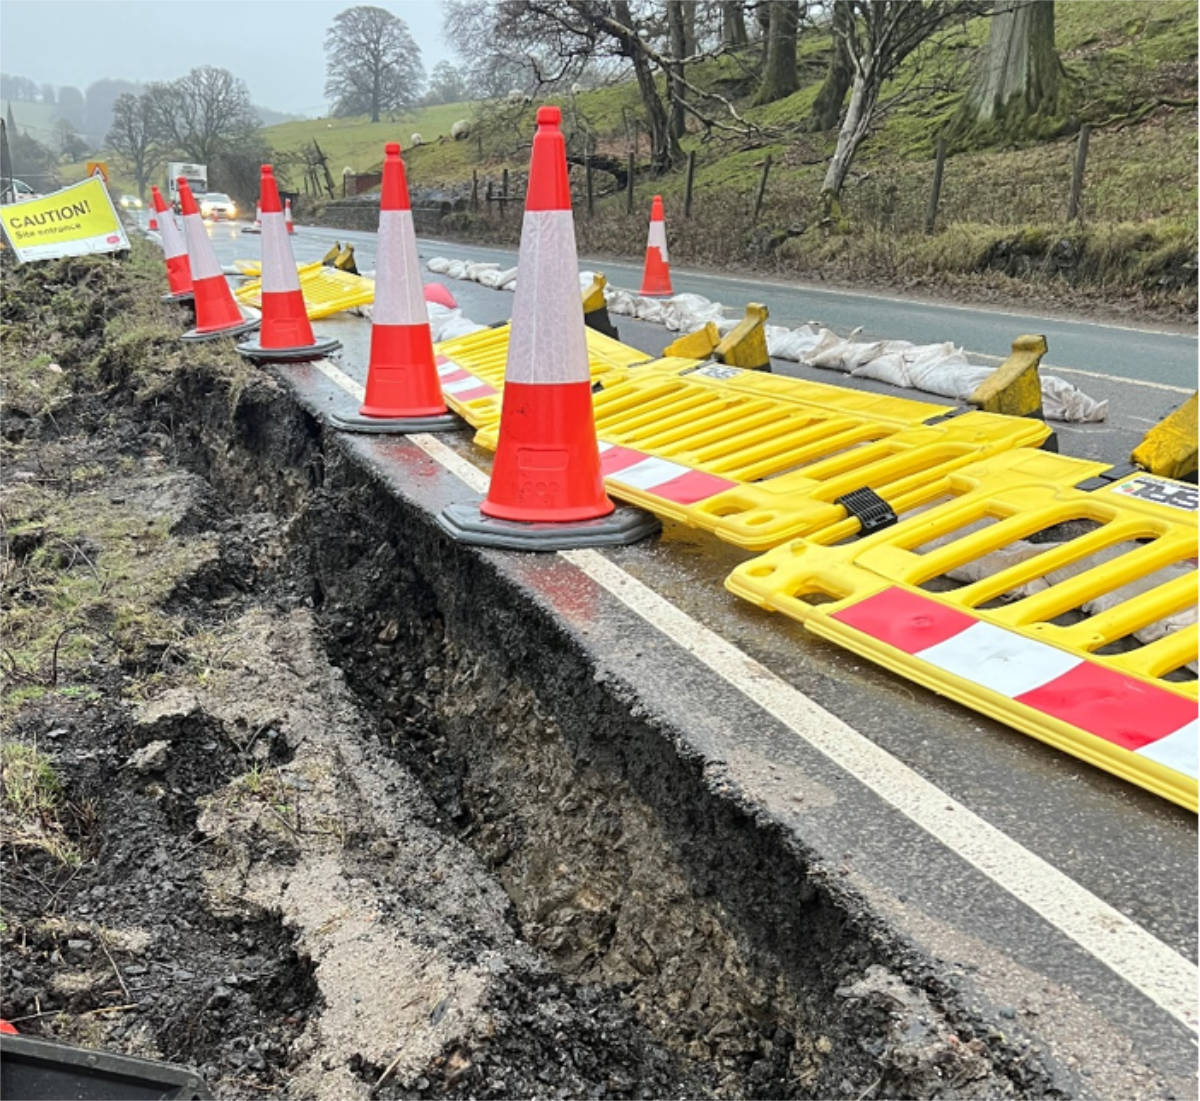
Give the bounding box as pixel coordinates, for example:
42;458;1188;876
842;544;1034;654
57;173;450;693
309;356;1197;1034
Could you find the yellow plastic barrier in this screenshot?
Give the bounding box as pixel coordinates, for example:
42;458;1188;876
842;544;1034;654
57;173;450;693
235;263;376;320
1131;391;1198;480
435;324;651;431
474;361;1050;550
726;448;1198;810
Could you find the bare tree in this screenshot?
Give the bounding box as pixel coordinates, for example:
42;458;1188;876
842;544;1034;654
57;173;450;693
53;117;88;161
107;92;160;198
324;5;424;122
147;67;259;163
754;0;800;105
822;1;976;209
445;1;762;172
952;0;1062;133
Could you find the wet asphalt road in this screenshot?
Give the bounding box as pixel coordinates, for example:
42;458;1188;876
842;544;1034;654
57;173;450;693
161;215;1197;1095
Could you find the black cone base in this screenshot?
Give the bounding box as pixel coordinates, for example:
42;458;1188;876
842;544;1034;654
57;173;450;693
181;317;260;343
236;334;342;362
161;290;194;303
438;502;660;552
329;408;461;434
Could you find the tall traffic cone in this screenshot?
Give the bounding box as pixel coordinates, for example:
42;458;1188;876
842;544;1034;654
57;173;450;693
177;178;259;343
330;142;457;433
237;165;341;362
639;194;673;297
150;185;192;302
439;106;659;551
241;201;262;235
285;199;295;235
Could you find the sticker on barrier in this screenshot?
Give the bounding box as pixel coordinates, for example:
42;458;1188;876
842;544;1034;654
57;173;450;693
434;324;653;430
235;263;375;319
475;360;1051;550
725;447;1198;810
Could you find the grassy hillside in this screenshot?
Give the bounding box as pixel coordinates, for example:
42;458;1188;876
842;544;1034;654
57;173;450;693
256;1;1196;316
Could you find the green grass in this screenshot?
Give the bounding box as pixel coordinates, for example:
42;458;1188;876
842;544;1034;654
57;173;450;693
1;742;81;867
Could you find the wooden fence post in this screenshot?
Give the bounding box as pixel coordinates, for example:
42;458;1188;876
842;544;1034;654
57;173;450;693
626;151;635;215
925;135;947;234
684;150;696;218
472;169;479;213
1067;123;1091;222
752;154;771;224
501;168;509;217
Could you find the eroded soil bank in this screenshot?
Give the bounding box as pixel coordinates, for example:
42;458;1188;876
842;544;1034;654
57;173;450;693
2;242;1052;1098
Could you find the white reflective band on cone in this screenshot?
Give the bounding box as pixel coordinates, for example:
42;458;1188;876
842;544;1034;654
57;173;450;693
374;210;427;326
260;212;302;293
182;212;222;279
159;210;187;260
647;219;668;261
505;209;588;386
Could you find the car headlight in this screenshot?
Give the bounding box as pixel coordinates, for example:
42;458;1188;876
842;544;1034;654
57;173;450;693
201;204;212;215
135;199;143;208
228;205;236;216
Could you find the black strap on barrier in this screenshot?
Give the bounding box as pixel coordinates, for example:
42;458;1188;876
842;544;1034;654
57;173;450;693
1075;461;1141;491
835;486;898;535
922;405;972;425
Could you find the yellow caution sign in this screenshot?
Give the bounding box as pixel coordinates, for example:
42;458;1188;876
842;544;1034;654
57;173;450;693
1;176;129;262
727;448;1198;810
235;263;374;320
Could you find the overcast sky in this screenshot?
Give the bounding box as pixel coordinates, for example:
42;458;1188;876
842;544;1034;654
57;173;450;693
0;0;455;116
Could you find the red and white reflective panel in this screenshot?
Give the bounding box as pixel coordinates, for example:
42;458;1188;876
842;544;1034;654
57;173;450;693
260;212;301;292
182;213;222;279
436;356;496;402
505;209;588;386
646;216;668;262
831;587;1197;779
158;209;187;260
374;210;427;326
598;442;737;506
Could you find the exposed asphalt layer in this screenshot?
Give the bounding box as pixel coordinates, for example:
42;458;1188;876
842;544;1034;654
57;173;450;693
167;215;1196;1096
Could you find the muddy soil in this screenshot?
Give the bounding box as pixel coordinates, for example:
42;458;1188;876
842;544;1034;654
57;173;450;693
1;242;1049;1099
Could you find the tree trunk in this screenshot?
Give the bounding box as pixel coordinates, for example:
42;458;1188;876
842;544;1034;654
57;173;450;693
754;1;800;106
667;0;688;140
720;1;748;46
955;0;1062;129
612;0;681;171
821;69;877;202
807;1;853;130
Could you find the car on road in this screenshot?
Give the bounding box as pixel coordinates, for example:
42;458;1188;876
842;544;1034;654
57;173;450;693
3;178;39;201
199;192;237;220
118;193;143;210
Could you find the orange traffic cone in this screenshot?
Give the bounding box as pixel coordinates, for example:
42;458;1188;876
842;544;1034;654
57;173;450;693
237;165;341;362
639;194;673;297
150;185;192;301
147;200;158;232
285;199;294;235
178;178;259;343
439;106;658;551
330;142;458;433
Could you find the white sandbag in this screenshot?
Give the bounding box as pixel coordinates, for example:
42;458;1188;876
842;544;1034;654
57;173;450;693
426;256;453;273
426;302;487;342
1041;374;1108;423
